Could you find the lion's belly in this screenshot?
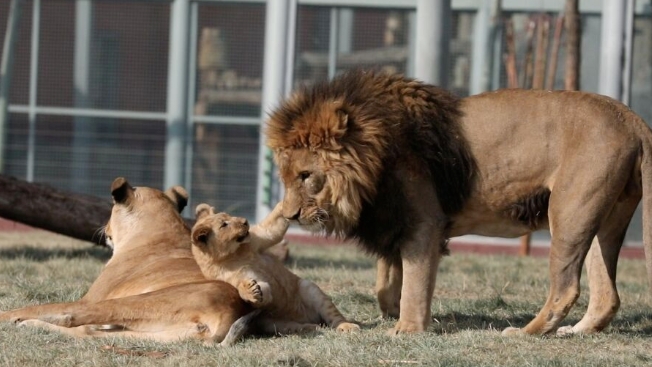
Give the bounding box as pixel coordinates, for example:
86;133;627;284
449;198;550;238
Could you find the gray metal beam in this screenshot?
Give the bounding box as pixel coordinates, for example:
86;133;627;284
0;0;24;174
470;0;501;95
165;0;190;189
256;0;295;222
71;0;93;193
414;0;450;86
598;0;626;100
26;0;40;182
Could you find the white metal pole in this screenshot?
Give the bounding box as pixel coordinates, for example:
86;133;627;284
0;0;24;174
621;0;635;105
71;0;93;193
165;0;190;189
414;0;450;86
256;0;292;222
598;0;626;100
26;0;40;182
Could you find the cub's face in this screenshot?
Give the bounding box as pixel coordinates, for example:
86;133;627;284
276;148;342;234
191;204;250;259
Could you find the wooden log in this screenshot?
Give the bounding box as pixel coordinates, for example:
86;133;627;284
564;0;580;91
0;174;112;244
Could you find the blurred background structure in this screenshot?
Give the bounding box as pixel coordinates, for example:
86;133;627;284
1;0;651;247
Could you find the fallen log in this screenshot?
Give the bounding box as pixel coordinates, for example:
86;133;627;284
0;174;113;244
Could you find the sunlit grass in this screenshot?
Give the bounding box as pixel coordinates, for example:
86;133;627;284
1;231;652;366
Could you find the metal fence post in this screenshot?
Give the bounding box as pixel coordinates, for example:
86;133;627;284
165;0;190;190
0;0;24;174
256;0;294;222
414;0;450;87
599;0;626;100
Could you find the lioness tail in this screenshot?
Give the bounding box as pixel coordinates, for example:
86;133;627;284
219;309;261;347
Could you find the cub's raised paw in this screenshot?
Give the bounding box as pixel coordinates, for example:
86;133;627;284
239;279;264;306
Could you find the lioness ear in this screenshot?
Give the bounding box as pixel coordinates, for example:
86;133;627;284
165;186;189;213
191;225;211;245
195;203;216;220
111;177;134;204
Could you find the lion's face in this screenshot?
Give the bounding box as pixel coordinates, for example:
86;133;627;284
276;148;361;236
191;204;250;259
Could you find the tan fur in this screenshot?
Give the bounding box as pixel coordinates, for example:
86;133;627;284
0;177;252;345
191;202;359;334
266;71;652;336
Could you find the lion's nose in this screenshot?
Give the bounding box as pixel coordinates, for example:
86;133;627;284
288;208;301;221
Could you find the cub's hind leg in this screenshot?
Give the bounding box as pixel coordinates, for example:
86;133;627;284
298;279;359;332
557;195;639;335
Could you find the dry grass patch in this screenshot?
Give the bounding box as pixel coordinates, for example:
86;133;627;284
1;231;652;366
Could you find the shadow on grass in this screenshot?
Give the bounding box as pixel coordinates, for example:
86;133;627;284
289;254;375;270
0;246;111;262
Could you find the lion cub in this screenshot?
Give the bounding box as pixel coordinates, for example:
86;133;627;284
190;203;360;335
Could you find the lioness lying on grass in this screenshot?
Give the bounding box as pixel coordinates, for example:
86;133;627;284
191;203;360;335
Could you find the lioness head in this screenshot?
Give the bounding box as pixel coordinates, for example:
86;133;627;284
191;204;250;259
104;177;188;249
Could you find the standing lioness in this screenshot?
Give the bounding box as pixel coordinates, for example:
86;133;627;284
191;203;360;334
266;70;652;336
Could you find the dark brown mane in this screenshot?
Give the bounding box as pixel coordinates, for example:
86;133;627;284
266;70;476;256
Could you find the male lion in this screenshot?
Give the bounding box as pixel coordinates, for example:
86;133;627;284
191;203;360;334
266;70;652;336
0;177;254;345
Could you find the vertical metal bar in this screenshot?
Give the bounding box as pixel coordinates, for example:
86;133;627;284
406;11;416;77
283;0;297;96
598;0;625;100
71;0;93;193
184;1;199;213
165;0;190;189
337;8;353;55
621;0;634;105
26;0;40;182
328;7;339;79
414;0;450;86
256;0;290;222
470;0;501;94
0;0;24;174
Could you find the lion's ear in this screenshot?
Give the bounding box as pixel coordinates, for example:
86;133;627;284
111;177;134;204
165;186;189;213
195;203;216;220
191;225;211;246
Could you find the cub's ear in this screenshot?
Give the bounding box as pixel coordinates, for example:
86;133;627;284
111;177;134;204
191;225;211;245
165;186;189;213
195;203;216;220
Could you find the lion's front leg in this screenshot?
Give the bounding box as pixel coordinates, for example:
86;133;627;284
375;257;402;319
388;239;443;335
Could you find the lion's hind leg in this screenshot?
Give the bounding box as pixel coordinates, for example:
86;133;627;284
503;152;637;336
557;195;639;336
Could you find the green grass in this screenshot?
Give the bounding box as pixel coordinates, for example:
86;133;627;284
1;231;652;366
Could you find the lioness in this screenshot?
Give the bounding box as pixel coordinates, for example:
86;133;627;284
265;70;652;336
191;203;360;334
0;177;253;345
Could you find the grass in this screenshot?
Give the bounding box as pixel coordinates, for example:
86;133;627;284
1;231;652;366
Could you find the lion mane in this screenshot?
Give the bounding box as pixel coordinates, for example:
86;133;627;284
266;70;475;258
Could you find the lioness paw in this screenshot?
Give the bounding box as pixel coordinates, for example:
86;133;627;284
335;322;360;333
386;320;426;336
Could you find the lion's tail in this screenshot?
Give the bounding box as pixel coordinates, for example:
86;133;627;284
219;309;261;347
641;129;652;290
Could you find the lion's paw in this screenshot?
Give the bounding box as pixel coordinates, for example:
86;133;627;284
501;326;525;336
555;325;577;337
335;322;360;333
386;320;426;336
239;279;264;306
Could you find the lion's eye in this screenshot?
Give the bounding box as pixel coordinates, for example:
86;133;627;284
299;171;311;181
219;222;228;229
